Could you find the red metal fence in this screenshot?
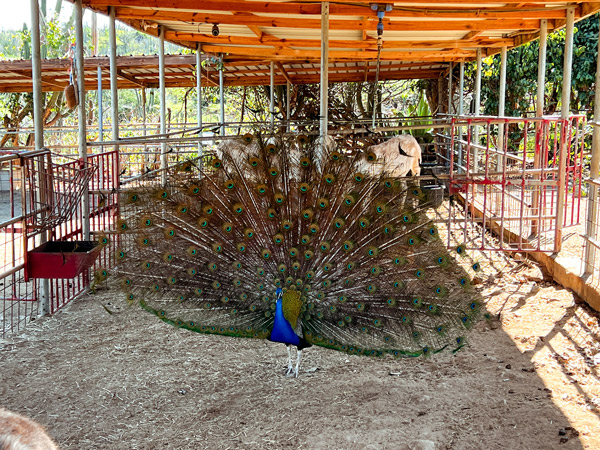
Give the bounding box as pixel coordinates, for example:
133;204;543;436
444;115;586;253
1;116;590;337
0;150;118;336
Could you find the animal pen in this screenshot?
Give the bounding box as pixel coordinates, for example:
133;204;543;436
0;0;599;333
2;0;600;446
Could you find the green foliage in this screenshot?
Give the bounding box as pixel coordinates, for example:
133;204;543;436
478;14;598;118
406;90;433;140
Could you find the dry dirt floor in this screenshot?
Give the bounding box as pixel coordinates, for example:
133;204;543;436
1;253;600;449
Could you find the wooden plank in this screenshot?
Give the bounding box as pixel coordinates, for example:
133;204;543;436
81;0;573;20
197;44;476;61
116;69;145;87
220;69;443;87
462;31;483;40
165;30;514;49
276;62;294;85
114;8;543;32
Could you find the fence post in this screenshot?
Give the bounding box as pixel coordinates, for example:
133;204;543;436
30;0;51;315
584;17;600;274
531;19;548;237
319;1;329;163
75;0;90;241
159;26;167;185
554;7;575;252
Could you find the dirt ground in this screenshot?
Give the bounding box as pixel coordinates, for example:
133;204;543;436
1;250;600;450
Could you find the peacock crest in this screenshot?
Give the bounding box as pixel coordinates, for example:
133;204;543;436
107;131;483;369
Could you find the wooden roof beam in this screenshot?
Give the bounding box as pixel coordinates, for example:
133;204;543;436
462;31;483;40
199;45;476;62
116;69;146;87
276;62;294;85
112;9;544;32
81;0;572;20
200;68;219;87
166;31;513;50
231;12;265;41
219;69;443;87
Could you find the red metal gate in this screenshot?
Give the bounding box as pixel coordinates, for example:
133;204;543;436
443;115;586;253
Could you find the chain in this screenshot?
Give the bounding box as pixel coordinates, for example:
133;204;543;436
371;37;383;129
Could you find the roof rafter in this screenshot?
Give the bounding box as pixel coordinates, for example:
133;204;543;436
112;8;545;32
81;0;575;20
276;62;294;85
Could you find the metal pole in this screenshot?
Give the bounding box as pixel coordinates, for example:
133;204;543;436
319;2;330;159
30;0;43;150
458;61;464;171
447;62;453;115
98;67;103;146
219;57;225;136
531;19;548;236
74;0;89;241
30;0;50;315
555;7;575;251
537;20;548;118
498;47;507;117
93;10;101;149
196;46;203;157
286;81;291;132
497;46;507;167
159;25;167;185
270;61;275;131
109;6;119;154
473;48;482;172
458;62;464;117
584;16;600;273
141;87;147;167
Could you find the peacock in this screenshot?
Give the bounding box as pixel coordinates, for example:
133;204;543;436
103;131;483;377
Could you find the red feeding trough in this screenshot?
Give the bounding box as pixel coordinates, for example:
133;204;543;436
25;241;102;281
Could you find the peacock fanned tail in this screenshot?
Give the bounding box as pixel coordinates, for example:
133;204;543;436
108;132;483;358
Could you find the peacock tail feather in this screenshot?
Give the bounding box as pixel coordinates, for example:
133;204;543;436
109;131;483;358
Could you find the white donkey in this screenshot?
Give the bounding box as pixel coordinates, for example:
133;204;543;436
0;407;58;450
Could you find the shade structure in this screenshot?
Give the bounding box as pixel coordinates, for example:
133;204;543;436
0;55;447;93
73;0;600;65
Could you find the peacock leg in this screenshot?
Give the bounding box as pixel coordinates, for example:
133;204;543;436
285;345;294;376
294;349;302;378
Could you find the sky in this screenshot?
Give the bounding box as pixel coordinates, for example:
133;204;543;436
0;1;107;32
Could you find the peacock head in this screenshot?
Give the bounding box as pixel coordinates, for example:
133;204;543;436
276;287;283;298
